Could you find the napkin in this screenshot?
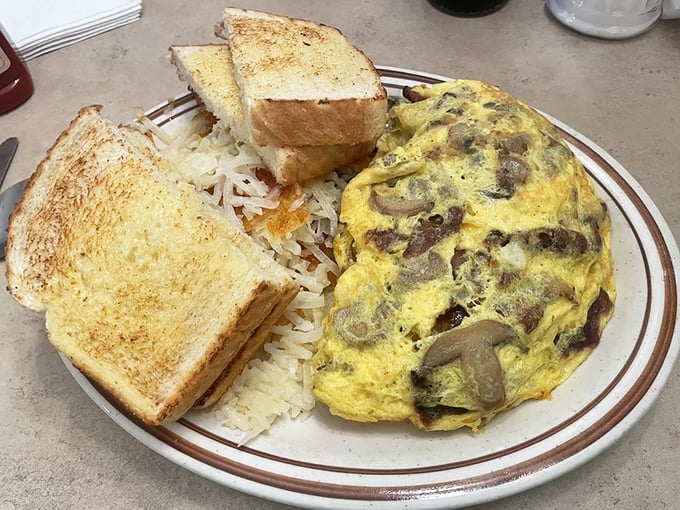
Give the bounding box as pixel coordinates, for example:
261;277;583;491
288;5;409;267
0;0;143;60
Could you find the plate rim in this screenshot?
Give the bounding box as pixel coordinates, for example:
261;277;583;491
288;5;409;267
61;66;680;509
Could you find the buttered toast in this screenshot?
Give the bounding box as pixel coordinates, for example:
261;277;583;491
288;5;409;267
5;106;298;425
170;44;376;185
215;7;387;148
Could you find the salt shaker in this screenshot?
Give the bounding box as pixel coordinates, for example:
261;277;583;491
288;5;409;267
546;0;680;39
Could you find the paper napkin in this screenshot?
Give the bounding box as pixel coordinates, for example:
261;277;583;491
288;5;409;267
0;0;143;60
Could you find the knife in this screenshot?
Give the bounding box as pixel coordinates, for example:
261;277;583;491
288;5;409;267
0;137;19;189
0;137;20;261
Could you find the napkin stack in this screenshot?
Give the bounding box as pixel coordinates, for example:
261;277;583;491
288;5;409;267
0;0;143;61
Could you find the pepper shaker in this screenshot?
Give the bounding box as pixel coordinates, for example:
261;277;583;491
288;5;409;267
428;0;510;17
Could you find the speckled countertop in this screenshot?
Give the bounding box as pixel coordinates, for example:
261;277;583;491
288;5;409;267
1;1;679;509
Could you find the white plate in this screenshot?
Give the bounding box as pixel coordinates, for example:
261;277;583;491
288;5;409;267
61;67;680;509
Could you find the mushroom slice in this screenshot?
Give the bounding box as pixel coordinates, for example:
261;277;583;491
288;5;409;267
403;206;465;258
403;86;427;103
370;190;434;217
519;227;589;255
365;227;405;252
333;301;391;346
418;320;518;409
497;155;529;192
398;251;447;285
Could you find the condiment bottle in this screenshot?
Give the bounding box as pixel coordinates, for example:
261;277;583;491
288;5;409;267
0;25;33;115
428;0;509;17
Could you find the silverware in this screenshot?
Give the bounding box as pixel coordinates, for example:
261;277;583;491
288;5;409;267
0;137;19;188
0;138;22;261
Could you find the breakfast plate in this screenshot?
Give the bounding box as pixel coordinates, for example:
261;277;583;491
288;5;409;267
60;67;680;509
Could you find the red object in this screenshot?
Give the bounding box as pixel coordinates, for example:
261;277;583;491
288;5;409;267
428;0;509;17
0;26;33;115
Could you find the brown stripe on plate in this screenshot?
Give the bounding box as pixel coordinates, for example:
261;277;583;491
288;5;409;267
101;72;677;501
171;134;660;476
161;125;676;498
169;71;671;471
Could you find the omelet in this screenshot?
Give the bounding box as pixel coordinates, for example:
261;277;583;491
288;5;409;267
311;80;615;431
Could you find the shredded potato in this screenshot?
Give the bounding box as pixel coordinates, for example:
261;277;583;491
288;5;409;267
138;112;350;444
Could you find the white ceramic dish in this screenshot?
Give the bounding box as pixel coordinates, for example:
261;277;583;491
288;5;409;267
61;67;680;509
546;0;663;39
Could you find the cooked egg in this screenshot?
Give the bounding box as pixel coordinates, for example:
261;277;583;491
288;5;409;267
311;80;615;431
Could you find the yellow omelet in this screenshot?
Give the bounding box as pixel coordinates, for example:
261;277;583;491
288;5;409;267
311;80;616;431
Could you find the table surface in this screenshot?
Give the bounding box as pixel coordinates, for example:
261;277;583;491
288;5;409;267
1;1;679;509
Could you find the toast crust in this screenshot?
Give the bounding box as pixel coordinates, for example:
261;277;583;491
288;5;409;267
246;97;387;150
170;44;377;185
215;8;387;147
6;105;108;311
193;282;296;409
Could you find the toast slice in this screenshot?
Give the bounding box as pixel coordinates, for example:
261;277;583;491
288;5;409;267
119;123;301;410
169;44;376;185
215;8;387;147
5;106;298;425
